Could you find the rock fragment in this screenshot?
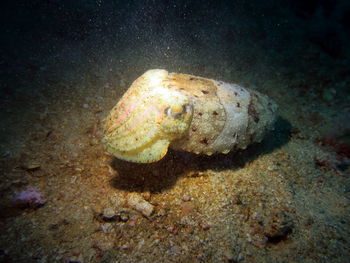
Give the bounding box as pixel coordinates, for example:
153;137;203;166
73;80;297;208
102;207;118;221
127;193;154;217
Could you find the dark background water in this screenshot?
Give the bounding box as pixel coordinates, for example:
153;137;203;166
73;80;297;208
1;0;350;76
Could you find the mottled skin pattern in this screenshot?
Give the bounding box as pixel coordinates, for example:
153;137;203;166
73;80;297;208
103;69;278;163
164;73;227;155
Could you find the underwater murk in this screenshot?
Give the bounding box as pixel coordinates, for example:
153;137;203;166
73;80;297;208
0;1;349;262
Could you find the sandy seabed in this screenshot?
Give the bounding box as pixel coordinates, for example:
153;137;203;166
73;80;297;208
0;1;349;262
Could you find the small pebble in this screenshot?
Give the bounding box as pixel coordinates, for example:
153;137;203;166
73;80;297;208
182;195;191;202
141;191;151;201
102;208;117;221
128;219;137;226
180;203;193;217
157;208;167;217
100;223;113;234
201;224;211;230
94;240;114;251
167;226;176;233
127;193;154;217
65;253;84;263
119;211;129;222
20;163;41;171
267;164;279;171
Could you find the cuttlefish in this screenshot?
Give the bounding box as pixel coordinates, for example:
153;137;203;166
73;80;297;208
102;69;278;163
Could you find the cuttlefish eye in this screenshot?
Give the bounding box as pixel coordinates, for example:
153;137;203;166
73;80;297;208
164;104;191;119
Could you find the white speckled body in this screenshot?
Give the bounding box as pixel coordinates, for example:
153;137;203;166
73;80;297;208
103;69;278;163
